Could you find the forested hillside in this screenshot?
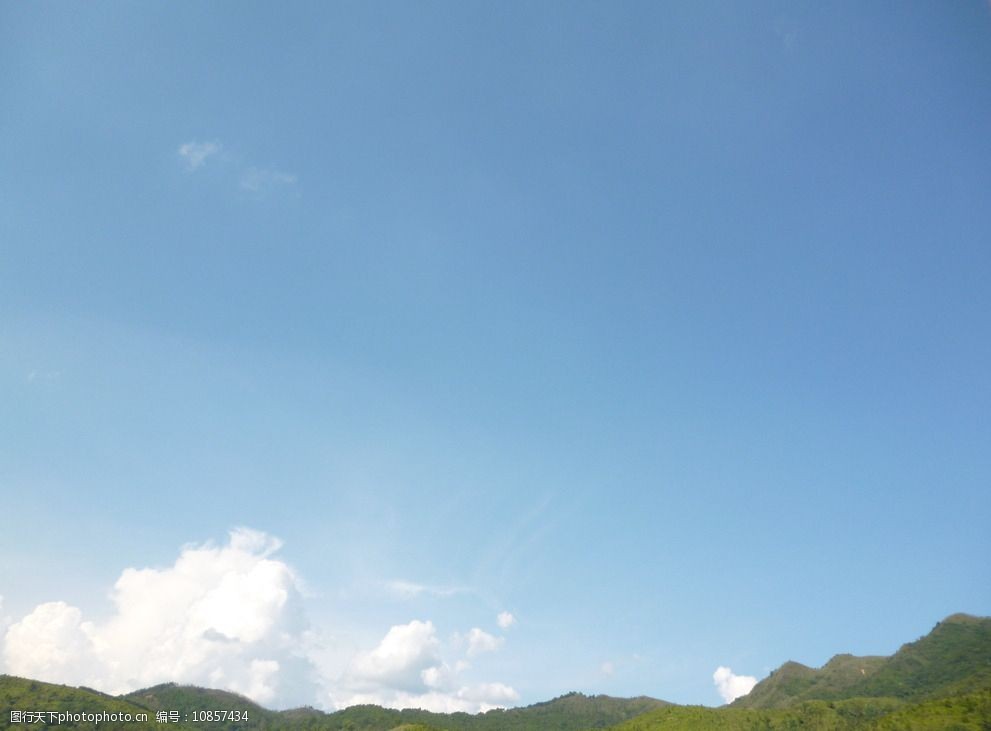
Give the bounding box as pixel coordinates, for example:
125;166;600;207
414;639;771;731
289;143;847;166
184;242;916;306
3;614;988;730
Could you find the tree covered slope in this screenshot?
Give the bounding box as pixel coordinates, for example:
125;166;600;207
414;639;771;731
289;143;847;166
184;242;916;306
0;676;165;731
734;613;991;709
609;690;991;730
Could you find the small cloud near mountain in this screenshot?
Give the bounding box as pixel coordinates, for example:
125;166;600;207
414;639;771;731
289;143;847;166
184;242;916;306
713;666;758;703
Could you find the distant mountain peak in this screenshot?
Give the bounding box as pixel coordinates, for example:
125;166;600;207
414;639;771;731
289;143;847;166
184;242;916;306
940;612;984;625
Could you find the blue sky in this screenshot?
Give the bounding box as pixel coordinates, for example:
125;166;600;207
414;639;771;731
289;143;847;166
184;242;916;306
1;0;990;711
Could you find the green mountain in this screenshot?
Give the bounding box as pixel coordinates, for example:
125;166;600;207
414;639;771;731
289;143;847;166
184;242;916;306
123;687;669;731
2;613;989;730
734;612;991;709
0;679;669;731
360;692;669;731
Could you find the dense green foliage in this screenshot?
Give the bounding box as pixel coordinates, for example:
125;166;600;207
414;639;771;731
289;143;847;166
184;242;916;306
0;676;164;730
855;614;991;701
611;690;991;730
609;697;902;731
731;656;888;709
735;613;991;709
869;689;991;730
2;614;988;729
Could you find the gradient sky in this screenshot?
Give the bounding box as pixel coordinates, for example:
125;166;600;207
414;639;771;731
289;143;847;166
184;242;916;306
2;0;990;711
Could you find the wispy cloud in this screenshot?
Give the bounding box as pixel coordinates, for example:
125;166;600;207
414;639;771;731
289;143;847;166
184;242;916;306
496;611;516;630
178;141;221;171
240;167;297;193
384;580;467;601
26;369;61;384
177;140;296;196
773;17;799;51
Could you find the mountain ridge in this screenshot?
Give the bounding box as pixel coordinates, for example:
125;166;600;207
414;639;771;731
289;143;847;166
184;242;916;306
733;612;991;709
2;613;989;730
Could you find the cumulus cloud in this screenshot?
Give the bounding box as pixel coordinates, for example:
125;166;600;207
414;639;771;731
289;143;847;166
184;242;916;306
2;528;315;708
332;620;518;713
713;666;757;703
240;167;297;193
178;141;221;170
1;531;519;714
3;602;96;684
496;611;516;629
348;620;441;693
465;628;503;657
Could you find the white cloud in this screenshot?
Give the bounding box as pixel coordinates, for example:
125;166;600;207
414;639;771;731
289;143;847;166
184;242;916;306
240;167;297;193
496;611;516;629
1;531;518;714
421;663;454;689
600;661;615;676
3;602;97;684
334;685;519;714
178;141;221;170
331;620;517;713
465;628;503;657
2;528;315;708
455;682;519;711
347;620;440;693
713;666;757;703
